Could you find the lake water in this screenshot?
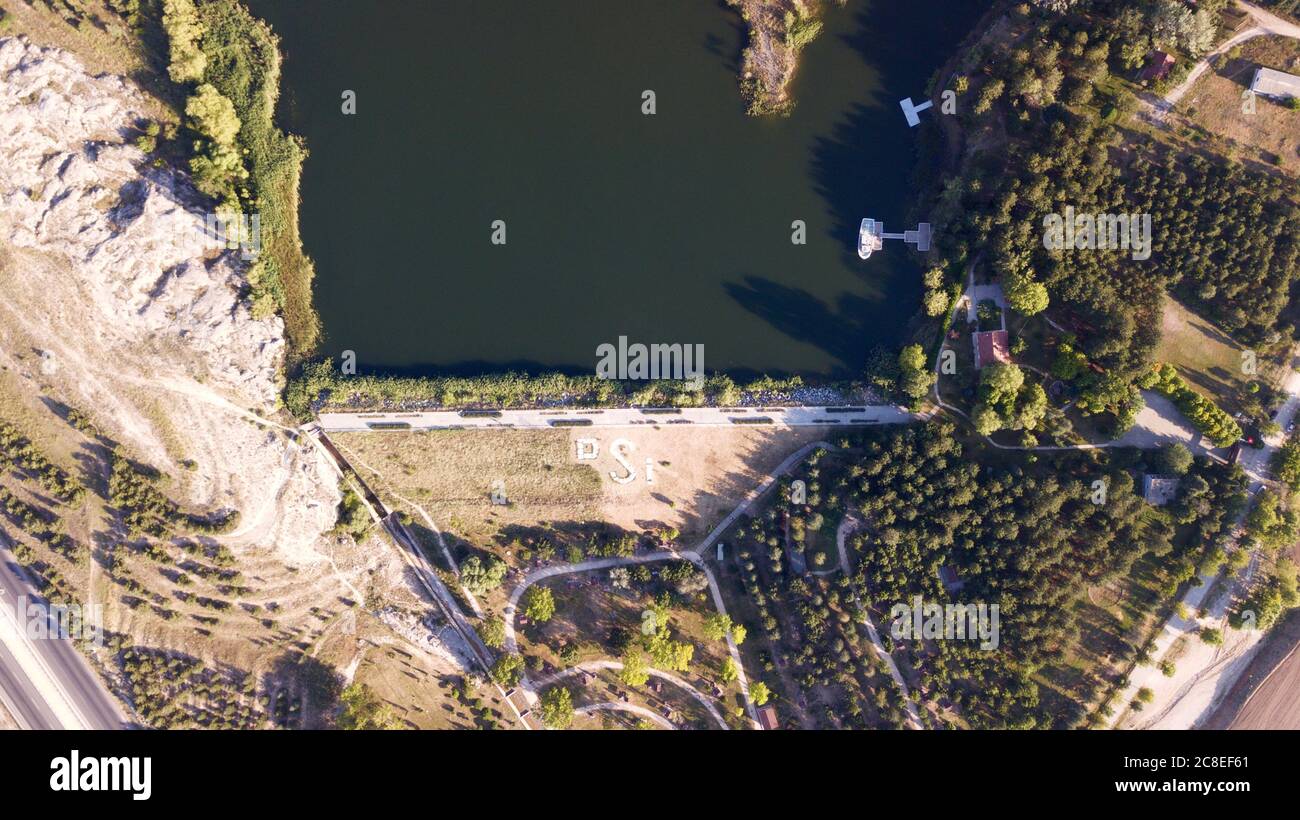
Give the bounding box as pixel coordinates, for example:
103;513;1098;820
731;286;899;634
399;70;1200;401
250;0;983;378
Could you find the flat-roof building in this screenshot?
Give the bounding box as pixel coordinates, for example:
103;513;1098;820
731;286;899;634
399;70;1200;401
1142;474;1181;506
1251;67;1300;101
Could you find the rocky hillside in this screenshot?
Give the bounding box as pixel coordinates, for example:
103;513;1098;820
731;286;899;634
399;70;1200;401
0;36;281;406
0;33;344;598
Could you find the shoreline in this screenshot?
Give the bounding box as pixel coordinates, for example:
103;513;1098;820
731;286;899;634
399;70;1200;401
282;360;880;418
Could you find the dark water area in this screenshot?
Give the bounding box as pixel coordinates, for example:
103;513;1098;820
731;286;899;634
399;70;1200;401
249;0;985;378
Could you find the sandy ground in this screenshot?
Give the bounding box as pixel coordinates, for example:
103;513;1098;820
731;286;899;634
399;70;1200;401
0;699;16;730
572;426;829;542
1123;629;1264;729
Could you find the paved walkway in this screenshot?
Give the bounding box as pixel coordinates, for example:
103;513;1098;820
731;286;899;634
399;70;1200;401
576;702;676;729
836;517;924;729
318;405;916;433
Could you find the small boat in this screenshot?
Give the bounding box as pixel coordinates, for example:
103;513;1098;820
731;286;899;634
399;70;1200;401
858;218;883;260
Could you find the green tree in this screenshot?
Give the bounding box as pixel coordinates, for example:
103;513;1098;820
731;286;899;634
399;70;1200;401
1273;438;1300;490
974;78;1005;114
1006;277;1049;316
898;344;935;401
477;616;506;649
924;288;951;317
619;647;650;687
186;83;241;147
1156;442;1194;476
489;653;524;687
702;612;733;642
337;683;401;730
522;585;555;623
898;344;926;372
750;681;771;706
973;405;1002;436
461;555;507;596
646;627;694;672
162;0;207;83
538;686;574;729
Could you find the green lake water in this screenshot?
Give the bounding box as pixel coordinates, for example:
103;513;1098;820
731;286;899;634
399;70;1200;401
250;0;984;378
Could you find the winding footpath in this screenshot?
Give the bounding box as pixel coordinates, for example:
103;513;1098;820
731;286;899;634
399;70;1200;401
835;517;924;729
503;550;756;728
576;702;676;729
503;439;838;729
534;660;730;729
1154;1;1300;116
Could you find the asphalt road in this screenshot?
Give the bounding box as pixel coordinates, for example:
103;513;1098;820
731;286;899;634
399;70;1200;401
0;637;63;729
0;544;128;730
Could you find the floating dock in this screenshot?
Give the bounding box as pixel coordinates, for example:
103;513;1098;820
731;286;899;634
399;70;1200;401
862;220;931;255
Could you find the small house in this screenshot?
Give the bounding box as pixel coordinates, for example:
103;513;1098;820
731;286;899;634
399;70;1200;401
1142;474;1181;506
756;704;779;730
938;565;966;594
1139;51;1176;83
1250;67;1300;101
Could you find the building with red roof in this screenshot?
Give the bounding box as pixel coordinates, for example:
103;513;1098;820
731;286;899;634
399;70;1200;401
973;330;1010;369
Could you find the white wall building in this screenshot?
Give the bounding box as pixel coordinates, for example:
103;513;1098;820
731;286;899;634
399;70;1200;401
1250;67;1300;101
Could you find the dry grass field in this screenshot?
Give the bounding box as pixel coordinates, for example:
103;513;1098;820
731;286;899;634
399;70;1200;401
1155;296;1257;415
1202;608;1300;730
1177;35;1300;176
333;425;829;551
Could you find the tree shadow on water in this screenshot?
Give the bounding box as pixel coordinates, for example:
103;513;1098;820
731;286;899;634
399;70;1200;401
723;275;872;375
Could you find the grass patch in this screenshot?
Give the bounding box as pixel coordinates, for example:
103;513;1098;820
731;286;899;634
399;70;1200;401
1155;295;1251;415
285;360;818;415
193;0;319;359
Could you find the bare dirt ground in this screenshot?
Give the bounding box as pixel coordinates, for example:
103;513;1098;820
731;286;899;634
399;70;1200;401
334;425;829;728
334;426;828;550
1175;35;1300;176
1202;608;1300;729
